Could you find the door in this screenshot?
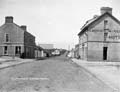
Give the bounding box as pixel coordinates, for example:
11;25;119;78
4;46;8;55
103;47;107;60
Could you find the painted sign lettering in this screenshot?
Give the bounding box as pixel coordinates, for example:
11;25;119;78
91;29;120;33
91;29;120;40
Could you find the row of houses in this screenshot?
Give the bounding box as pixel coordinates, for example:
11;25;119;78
74;7;120;62
0;16;49;59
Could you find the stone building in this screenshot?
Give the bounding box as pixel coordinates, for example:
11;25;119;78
0;16;36;58
78;7;120;61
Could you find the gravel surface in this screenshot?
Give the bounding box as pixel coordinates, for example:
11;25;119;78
0;55;114;92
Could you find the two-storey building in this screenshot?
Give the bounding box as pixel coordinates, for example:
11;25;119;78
0;16;36;58
78;7;120;61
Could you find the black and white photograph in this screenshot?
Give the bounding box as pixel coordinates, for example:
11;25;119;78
0;0;120;92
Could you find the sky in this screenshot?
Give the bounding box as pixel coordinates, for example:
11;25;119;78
0;0;120;49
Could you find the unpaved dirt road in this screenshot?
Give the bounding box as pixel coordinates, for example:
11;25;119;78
0;55;114;92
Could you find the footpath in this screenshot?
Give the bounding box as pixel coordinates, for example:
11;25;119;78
72;58;120;92
0;56;35;69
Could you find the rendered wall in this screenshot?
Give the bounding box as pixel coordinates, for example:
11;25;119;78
0;23;24;56
107;43;120;61
79;33;87;60
87;15;120;61
87;42;103;61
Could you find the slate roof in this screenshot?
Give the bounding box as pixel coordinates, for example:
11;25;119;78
78;12;120;36
81;16;99;31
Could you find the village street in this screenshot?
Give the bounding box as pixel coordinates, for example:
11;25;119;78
0;54;114;92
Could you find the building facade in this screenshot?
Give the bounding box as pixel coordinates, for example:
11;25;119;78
35;46;47;59
38;44;54;49
74;44;79;58
78;7;120;61
0;16;36;58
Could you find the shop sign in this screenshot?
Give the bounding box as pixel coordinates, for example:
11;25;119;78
91;29;120;40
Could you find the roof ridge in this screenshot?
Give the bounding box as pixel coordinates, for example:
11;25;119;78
81;16;99;30
78;12;120;36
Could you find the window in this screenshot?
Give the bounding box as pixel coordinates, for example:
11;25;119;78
5;34;9;42
104;20;108;41
15;46;21;54
4;46;8;55
104;20;108;30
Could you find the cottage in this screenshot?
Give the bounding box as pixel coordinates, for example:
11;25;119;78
78;7;120;61
35;46;47;59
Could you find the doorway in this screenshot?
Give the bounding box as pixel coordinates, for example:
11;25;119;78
4;46;8;55
103;47;107;60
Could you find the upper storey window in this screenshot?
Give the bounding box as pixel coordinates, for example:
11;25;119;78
104;20;108;30
5;33;9;42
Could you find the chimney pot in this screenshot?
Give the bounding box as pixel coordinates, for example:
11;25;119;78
5;16;13;23
100;7;112;15
20;25;27;31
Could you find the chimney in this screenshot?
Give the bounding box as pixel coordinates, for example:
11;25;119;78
20;25;27;31
93;15;99;19
5;16;13;23
100;7;112;15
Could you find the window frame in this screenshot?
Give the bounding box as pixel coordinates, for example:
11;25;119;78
104;20;108;30
5;33;9;42
15;46;21;55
